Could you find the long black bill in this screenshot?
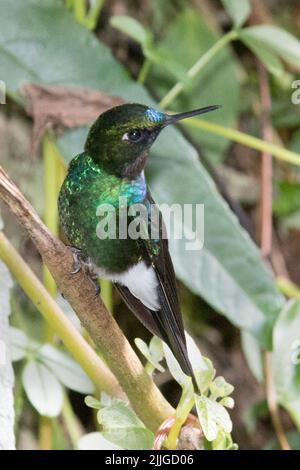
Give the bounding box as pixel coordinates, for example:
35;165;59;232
163;104;221;127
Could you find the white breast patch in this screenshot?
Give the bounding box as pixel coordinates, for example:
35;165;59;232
95;261;160;311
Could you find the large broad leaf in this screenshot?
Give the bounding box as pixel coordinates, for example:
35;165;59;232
272;300;300;429
0;0;284;348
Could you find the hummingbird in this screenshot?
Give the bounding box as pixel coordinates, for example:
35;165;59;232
58;103;220;386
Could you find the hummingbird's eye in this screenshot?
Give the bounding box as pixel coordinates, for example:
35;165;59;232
122;129;143;143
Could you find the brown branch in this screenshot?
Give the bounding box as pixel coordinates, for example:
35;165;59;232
0;165;174;433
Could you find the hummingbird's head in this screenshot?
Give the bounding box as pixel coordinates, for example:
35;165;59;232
85;103;220;178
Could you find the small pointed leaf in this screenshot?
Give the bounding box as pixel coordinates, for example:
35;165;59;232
22;360;63;417
110;15;151;47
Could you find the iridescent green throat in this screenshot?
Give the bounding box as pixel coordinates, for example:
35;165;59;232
58;153;147;272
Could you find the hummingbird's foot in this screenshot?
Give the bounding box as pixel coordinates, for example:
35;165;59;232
68;246;101;296
93;280;101;297
69;246;82;274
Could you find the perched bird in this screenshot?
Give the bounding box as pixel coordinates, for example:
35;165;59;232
58;103;220;385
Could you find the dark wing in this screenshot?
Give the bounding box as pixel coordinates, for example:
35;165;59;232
115;191;195;382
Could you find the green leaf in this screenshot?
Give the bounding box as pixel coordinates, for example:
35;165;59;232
78;432;121;450
110;15;187;83
39;344;94;394
239;33;284;77
85;395;101;409
149;335;164;363
110;15;151;47
240;26;300;67
134;337;164;372
273;181;300;217
212;429;238;450
219;397;235;409
272;300;300;429
22;360;64;417
185;333;215;393
0;0;130;100
0;0;284;348
195;395;232;442
97;400;154;450
221;0;251;28
243;399;268;434
210;376;234;399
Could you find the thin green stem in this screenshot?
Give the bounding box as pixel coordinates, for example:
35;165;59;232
144;362;155;376
40;135;62;449
183;118;300;166
276;276;300;299
100;279;113;313
137;59;151;85
62;394;83;449
73;0;86;23
166;388;194;450
42;135;59;326
159;30;238;109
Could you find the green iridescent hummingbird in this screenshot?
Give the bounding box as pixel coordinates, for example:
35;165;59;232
58;103;220;383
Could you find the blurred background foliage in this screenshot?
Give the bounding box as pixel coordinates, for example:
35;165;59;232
1;0;300;450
